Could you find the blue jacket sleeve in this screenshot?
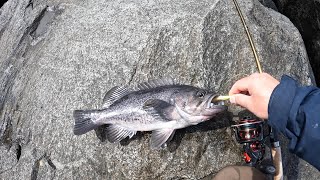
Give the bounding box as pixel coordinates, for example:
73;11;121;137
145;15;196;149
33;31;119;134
268;75;320;170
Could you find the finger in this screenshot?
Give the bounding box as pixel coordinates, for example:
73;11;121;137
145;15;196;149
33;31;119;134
229;94;252;110
229;75;253;95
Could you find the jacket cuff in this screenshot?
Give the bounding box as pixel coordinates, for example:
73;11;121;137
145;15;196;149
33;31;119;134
267;75;297;134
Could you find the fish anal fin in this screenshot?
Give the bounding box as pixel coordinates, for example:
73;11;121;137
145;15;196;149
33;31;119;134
105;125;136;143
103;86;132;108
151;129;175;149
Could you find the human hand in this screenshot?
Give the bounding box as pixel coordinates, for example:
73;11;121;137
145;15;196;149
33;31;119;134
228;73;280;119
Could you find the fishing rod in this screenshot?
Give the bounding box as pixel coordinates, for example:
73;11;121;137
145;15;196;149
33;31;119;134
231;0;283;179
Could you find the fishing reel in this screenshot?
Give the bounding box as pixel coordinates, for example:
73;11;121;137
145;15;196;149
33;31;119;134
232;115;264;165
231;111;276;175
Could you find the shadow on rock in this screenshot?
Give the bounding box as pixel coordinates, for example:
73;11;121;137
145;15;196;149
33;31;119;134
95;125;108;142
185;111;233;133
165;111;234;152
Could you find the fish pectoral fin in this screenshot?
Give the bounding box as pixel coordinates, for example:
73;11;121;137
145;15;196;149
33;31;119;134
143;99;176;121
105;125;136;143
102;86;132;108
151;129;175;149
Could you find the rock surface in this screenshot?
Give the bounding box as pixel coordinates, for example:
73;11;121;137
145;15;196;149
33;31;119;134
273;0;320;86
0;0;318;179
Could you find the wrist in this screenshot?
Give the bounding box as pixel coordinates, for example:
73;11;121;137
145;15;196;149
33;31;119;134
267;75;297;133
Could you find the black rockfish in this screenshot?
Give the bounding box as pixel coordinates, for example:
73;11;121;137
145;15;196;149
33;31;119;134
73;78;227;149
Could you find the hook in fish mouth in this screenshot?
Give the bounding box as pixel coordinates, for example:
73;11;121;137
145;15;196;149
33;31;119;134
207;95;227;109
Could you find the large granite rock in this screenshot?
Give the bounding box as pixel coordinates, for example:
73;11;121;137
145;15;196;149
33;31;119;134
273;0;320;86
0;0;318;179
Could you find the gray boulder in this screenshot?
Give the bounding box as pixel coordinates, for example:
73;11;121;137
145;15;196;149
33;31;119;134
0;0;318;179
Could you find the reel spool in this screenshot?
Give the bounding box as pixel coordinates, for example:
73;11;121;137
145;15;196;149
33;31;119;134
232;116;264;144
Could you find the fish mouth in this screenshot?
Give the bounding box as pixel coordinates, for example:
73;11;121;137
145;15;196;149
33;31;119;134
206;94;227;111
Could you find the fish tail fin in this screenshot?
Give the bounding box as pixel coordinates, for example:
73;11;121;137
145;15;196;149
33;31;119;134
73;110;99;135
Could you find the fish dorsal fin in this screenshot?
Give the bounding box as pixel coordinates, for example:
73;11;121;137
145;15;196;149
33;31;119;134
137;77;176;90
102;86;132;108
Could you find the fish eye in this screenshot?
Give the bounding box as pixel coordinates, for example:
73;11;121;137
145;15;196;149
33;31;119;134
196;91;206;98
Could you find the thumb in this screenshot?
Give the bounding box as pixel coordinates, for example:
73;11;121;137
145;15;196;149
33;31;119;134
229;94;252;109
